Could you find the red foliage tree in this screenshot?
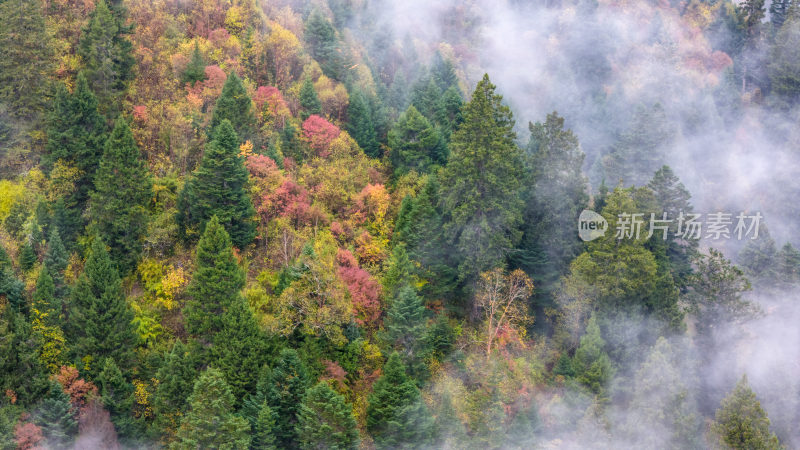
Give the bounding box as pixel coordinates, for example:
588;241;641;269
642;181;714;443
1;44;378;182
302;115;340;158
336;248;382;328
14;421;44;450
55;366;98;411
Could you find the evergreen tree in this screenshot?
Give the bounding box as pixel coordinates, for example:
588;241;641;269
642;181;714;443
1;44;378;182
33;381;77;448
152;341;197;434
513;112;588;298
182;42;207;86
97;357;137;438
0;307;49;405
299;77;322;120
78;0;135;117
296;382;359;450
268;349;312;449
209;72;255;141
439;74;524;286
0;0;53;121
183;216;246;339
382;244;415;300
775;243;800;285
768;2;800;107
242;366;279;449
572;315;614;397
177;121;256;248
0;249;24;313
44;74;108;242
33;265;60;325
88;118;153;274
18;241;36;272
770;0;794;31
253;401;278;450
383;285;431;382
171;367;251;450
305;9;344;80
738;227;778;285
366;353;435;449
66;238;137;378
388;106;445;176
44;227;69;300
346;89;379;157
711;375;782;449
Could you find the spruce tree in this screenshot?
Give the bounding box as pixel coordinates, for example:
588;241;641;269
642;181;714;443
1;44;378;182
0;307;49;405
33;381;77;448
347;89;379;157
439;74;524;286
97;357;137;438
66;238;137;378
44;226;69;300
382;244;415;300
209;72;255;141
171;367;251;450
768;3;800;107
33;265;60;325
0;249;24;314
181;42;207;86
183;216;245;339
253;401;278;450
711;375;782;449
305;9;344;79
268;349;312;449
366;353;435;449
388;106;445;175
177;121;256;248
296;382;359;450
299;77;322;120
44;74;108;242
88;118;153;274
776;243;800;285
78;0;135;117
19;241;36;272
383;285;431;382
242;366;279;448
152;341;197;434
572;315;614;397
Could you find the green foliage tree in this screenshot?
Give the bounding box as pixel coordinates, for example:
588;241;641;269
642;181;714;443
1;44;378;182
299;77;322;120
738;228;778;285
44;74;108;242
388;106;445;176
305;10;344;79
97;357;137;438
439;74;523;286
152;340;197;434
44;227;69;300
88;118;153;274
182;42;207;86
711;375;782;449
347;89;379;157
253;401;278;450
268;349;312;449
366;352;435;449
775;243;800;285
0;307;49;405
383;284;431;381
209;72;255;141
33;265;59;324
78;0;135;118
33;381;77;448
171;367;251;450
19;241;36;272
0;251;25;313
177;121;256;248
66;238;137;378
572;315;614;397
296;381;359;450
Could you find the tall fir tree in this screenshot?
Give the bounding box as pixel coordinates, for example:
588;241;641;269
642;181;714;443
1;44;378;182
181;42;207;86
33;265;60;326
366;353;435;449
171;367;251;450
388;106;446;176
97;357;137;439
177;120;256;248
295;381;359;450
32;381;78;448
711;375;782;449
383;284;431;382
88;118;153;275
572;315;614;397
152;340;197;434
209;72;255;141
253;401;278;450
268;349;312;449
44;226;69;301
44;74;108;243
183;216;245;339
299;77;322;120
305;9;344;80
0;306;49;405
346;88;379;157
439;74;524;289
66;238;137;379
78;0;135;118
768;2;800;107
0;246;24;314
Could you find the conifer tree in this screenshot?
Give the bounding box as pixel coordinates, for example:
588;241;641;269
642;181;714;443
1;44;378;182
382;244;415;300
296;382;359;450
88;118;152;274
776;243;800;285
19;241;36;272
33;381;77;448
439;74;524;285
0;248;24;314
33;265;59;325
183;216;245;339
711;375;782;449
181;42;207;86
78;0;135;117
66;238;137;378
388;106;445;175
572;315;614;397
0;307;49;405
97;358;137;438
769;2;800;107
268;349;312;449
171;367;251;450
347;89;379;157
299;77;322;120
177;121;256;248
366;353;435;448
152;341;197;434
242;366;279;448
44;227;69;300
384;285;431;381
253;401;278;450
209;72;255;141
305;9;344;79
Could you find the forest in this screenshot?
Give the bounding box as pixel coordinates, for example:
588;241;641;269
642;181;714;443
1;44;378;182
1;0;800;448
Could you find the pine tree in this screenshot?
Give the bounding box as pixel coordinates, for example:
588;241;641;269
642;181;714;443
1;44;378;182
78;0;135;118
209;71;255;141
242;366;279;449
44;227;69;300
382;244;416;300
33;265;60;325
88;118;153;274
18;241;36;272
0;0;53;121
0;307;49;405
253;401;278;450
299;77;322;120
572;315;614;397
768;2;800;107
177;121;256;248
97;358;137;438
366;353;435;449
388;106;445;175
347;89;379;157
296;382;359;450
0;249;24;313
383;285;431;382
181;42;207;86
44;74;108;242
33;381;77;448
268;349;312;449
439;74;524;286
305;10;344;80
171;367;251;450
66;238;137;378
711;375;782;449
152;341;197;434
183;216;245;339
